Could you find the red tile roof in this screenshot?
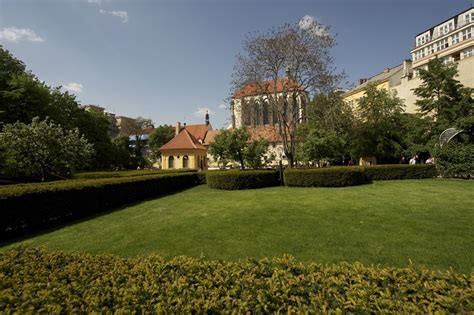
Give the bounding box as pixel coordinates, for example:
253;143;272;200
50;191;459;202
160;129;207;151
182;124;209;141
203;130;221;145
232;79;304;99
248;125;282;142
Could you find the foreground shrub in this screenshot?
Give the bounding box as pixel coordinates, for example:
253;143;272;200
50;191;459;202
0;247;472;313
206;170;278;190
284;167;370;187
0;173;197;239
435;143;473;178
364;164;438;180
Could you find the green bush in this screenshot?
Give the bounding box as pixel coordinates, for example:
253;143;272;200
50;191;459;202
284;167;370;187
73;169;196;180
196;171;207;184
363;164;438;180
0;173;198;239
435;143;473;178
206;170;278;190
1;247;472;313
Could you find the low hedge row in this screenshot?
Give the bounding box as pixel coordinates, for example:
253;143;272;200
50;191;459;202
0;172;198;240
1;247;472;313
284;166;370;187
73;169;196;180
206;170;278;190
364;164;438;180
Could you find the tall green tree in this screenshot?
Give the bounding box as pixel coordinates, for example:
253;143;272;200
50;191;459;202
209;128;250;169
243;138;270;169
350;83;405;163
413;57;474;129
232;19;342;167
0;118;94;181
303;92;354;163
148;125;175;162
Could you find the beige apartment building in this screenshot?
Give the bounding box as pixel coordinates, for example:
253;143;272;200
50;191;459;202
343;7;474;113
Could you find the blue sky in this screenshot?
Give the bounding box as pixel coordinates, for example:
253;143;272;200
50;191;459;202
0;0;471;129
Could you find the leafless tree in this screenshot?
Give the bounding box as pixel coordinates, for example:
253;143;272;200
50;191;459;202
232;19;342;167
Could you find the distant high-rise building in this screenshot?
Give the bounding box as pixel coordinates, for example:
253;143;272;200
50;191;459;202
343;7;474;113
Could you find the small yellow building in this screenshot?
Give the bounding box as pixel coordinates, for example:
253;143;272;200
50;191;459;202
160;123;210;170
342;64;404;110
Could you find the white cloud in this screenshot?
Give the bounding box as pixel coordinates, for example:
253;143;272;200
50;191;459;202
194;107;213;118
99;9;129;23
63;82;83;93
218;104;227;110
298;15;329;36
87;0;102;3
0;27;44;43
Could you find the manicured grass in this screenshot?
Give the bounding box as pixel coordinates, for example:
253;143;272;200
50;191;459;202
2;179;473;273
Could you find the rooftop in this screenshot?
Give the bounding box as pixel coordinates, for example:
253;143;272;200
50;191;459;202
232;79;305;99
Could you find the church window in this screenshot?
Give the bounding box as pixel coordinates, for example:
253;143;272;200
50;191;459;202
168;156;174;169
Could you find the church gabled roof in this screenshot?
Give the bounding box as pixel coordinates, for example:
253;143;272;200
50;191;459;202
232;79;305;99
160;128;207;151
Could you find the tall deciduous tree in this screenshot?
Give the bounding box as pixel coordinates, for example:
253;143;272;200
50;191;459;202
148;125;175;162
209;127;270;169
350;83;405;163
232;19;341;167
0;117;94;181
413;57;474;129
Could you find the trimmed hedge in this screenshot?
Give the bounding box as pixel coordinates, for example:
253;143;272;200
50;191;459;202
363;164;438;180
284;166;370;187
0;173;198;239
196;171;207;184
206;170;278;190
1;248;472;313
73;169;196;180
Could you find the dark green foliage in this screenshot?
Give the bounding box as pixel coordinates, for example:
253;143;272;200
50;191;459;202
196;171;207;184
0;173;198;239
1;247;472;313
435;143;473;178
414;57;474;129
363;164;438;180
206;170;278;190
73;169;196;180
350;83;405;162
284;167;370;187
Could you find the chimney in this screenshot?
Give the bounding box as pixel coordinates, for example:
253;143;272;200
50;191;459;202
175;122;181;136
358;78;367;85
384;68;390;73
402;59;413;79
205;110;210;126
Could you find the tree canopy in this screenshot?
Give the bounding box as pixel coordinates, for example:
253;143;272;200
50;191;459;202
232;20;341;167
0;118;94;181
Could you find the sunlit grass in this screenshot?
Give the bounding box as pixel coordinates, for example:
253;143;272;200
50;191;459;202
2;179;473;273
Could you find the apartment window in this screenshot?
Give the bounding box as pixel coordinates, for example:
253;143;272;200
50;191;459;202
463;27;473;40
462;47;474;58
452;33;459;44
428;45;435;54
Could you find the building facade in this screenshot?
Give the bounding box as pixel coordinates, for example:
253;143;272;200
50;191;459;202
343;7;474;113
160;115;213;170
231;79;309;129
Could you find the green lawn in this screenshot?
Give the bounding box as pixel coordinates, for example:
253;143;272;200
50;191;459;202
2;179;473;273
